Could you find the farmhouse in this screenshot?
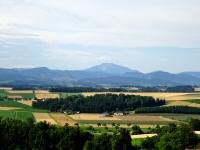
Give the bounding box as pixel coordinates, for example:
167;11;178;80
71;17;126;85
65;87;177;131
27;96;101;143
114;112;125;116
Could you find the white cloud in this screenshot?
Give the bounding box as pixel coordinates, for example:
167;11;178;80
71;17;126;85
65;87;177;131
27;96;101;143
0;0;200;71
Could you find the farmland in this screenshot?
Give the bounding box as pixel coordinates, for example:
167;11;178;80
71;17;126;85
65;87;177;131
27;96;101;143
0;90;200;128
82;92;200;101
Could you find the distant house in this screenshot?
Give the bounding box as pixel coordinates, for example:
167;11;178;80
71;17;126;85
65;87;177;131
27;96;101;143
194;88;200;92
114;112;126;116
7;95;23;100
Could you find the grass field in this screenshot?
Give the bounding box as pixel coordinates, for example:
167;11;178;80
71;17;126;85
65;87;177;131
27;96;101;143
185;99;200;104
0;110;16;119
70;113;180;126
132;138;144;146
0;110;35;121
15;111;35;121
0;90;35;99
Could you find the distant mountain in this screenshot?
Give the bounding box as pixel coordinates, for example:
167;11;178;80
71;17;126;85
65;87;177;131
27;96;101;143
86;63;134;75
0;63;200;86
181;72;200;78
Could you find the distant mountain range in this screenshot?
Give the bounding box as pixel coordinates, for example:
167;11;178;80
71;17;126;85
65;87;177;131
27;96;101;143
0;63;200;86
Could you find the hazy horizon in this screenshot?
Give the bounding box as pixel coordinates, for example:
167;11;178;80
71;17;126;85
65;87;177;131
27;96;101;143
1;0;200;73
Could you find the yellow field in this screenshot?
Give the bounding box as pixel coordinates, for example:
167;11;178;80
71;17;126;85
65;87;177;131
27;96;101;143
8;90;33;94
50;114;76;126
18;100;33;106
35;93;60;100
0;107;21;110
69;113;121;121
116;115;174;122
82;92;200;101
34;90;50;94
69;113;175;124
33;113;57;125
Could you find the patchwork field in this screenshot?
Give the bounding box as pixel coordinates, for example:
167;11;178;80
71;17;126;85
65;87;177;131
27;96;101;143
33;113;57;125
0;110;35;121
50;113;76;126
69;113;179;126
69;113;121;121
18;100;33;106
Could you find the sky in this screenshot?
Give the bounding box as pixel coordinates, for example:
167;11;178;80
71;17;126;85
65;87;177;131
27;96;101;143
0;0;200;73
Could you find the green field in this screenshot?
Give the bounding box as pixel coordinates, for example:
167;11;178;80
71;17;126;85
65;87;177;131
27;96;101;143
0;110;16;119
0;90;35;99
9;93;35;99
0;101;48;112
15;111;35;121
185;99;200;104
59;92;80;98
0;110;35;121
132;138;144;146
78;120;178;125
0;101;49;122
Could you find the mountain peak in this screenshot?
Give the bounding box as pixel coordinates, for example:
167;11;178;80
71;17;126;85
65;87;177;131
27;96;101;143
86;63;133;75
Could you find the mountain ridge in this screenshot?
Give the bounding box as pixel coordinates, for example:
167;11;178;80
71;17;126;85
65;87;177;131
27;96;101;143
0;63;200;86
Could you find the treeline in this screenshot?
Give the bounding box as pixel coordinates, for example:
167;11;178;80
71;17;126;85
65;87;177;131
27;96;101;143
0;118;137;150
49;87;133;93
33;94;165;113
49;86;195;93
166;85;194;92
135;106;200;114
141;121;200;150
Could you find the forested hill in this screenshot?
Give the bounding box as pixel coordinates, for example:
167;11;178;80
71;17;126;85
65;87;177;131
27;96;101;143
33;94;165;113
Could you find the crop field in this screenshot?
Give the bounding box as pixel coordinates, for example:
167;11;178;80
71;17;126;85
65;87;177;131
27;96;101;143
185;99;200;104
69;113;121;121
0;110;35;121
59;93;80;98
15;111;35;121
33;113;57;125
0;90;35;99
8;90;33;94
18;100;33;106
34;90;50;94
35;93;60;100
82;92;200;101
0;110;16;118
69;113;179;126
50;113;76;126
166;100;200;108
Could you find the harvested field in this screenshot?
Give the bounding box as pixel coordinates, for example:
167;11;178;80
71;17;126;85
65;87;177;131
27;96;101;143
50;114;76;126
163;114;200;121
33;113;57;125
69;113;121;121
131;134;157;139
0;107;21;110
8;90;33;94
166;101;200;108
35;93;60;100
18;100;33;106
34;90;50;94
116;115;175;122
